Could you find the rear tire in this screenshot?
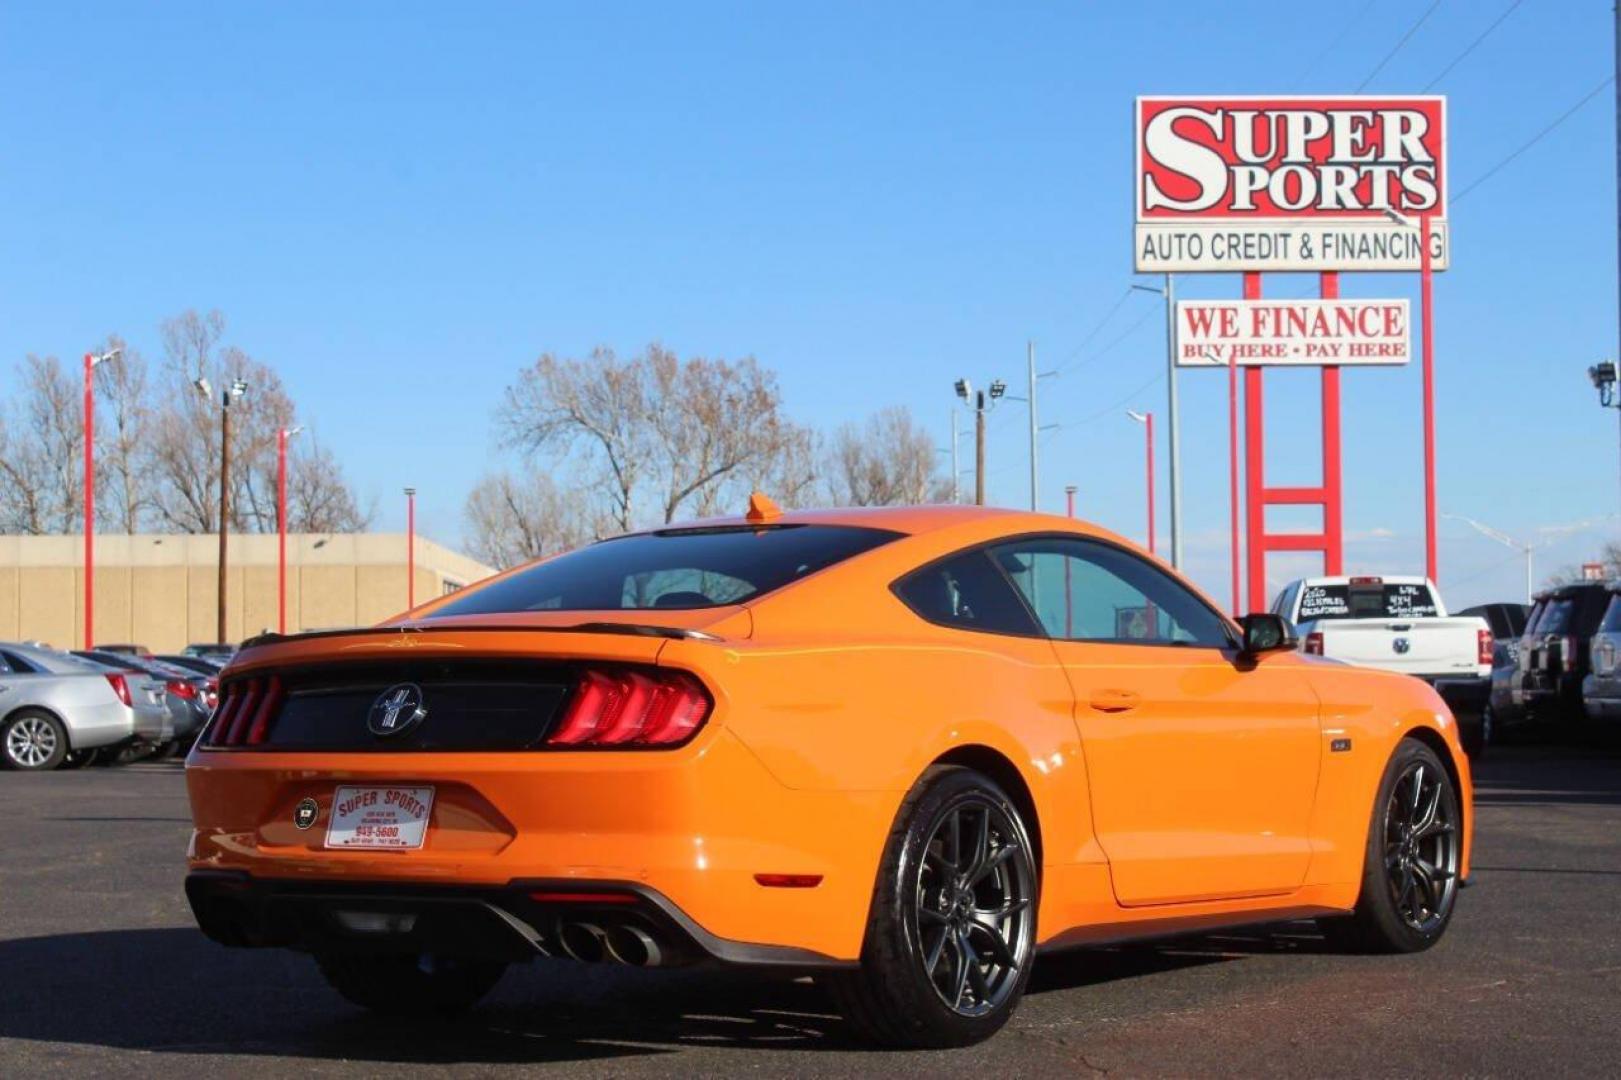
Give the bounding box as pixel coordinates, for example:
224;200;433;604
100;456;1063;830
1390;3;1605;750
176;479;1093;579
2;710;70;771
1318;738;1462;954
315;953;506;1017
827;765;1039;1048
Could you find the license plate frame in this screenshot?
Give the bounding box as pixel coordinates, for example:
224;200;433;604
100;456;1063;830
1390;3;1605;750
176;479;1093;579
324;785;435;851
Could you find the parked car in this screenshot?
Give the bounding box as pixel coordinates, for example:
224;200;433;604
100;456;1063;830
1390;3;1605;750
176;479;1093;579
1434;602;1531;758
1272;575;1492;681
1457;603;1530;665
184;643;236;660
185;505;1472;1047
1488;582;1612;737
157;654;227;676
73;650;213;754
94;643;153;657
1580;585;1621;727
0;642;171;770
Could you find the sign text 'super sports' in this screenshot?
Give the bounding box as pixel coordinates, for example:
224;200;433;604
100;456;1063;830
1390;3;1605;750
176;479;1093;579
1135;96;1448;273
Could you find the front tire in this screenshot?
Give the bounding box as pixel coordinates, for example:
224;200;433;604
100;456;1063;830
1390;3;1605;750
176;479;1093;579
1319;738;1462;953
315;953;506;1017
2;710;70;771
828;765;1039;1048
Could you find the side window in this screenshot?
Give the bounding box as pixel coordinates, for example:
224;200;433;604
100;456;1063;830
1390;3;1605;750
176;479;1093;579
893;550;1042;637
991;537;1234;647
0;651;38;674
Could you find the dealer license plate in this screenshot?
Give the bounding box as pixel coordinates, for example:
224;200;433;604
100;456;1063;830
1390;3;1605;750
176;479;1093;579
325;785;435;850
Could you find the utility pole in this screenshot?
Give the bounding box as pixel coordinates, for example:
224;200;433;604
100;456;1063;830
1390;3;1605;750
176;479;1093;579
1133;277;1182;566
405;487;417;609
196;376;247;644
1027;342;1038;511
954;378;1005;506
950;408;960;504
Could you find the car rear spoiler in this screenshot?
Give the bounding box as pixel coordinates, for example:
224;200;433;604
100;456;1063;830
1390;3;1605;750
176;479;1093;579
238;622;725;651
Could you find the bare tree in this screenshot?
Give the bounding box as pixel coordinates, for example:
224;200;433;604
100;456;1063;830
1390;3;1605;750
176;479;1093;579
824;406;949;506
498;344;817;530
464;470;601;569
285;437;374;533
0;356;83;533
93;334;153;532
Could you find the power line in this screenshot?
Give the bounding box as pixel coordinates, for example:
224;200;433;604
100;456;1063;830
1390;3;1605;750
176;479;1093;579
1355;0;1444;92
1422;0;1523;91
1077;372;1166;427
1058;303;1160;375
1055;286;1137;370
1455;75;1615;204
1289;0;1379;92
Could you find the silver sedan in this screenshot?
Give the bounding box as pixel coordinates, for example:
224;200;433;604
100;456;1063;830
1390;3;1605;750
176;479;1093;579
0;642;172;771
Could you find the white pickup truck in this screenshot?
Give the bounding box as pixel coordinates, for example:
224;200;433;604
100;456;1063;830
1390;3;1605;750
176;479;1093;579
1272;575;1493;682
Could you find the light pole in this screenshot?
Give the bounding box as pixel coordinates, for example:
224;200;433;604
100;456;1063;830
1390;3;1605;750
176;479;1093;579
1065;485;1077;519
277;425;304;634
1126;410;1156;555
404;487;417;609
1132;276;1181;568
1446;512;1612;603
954;378;1005;506
196;376;247;644
82;347;121;649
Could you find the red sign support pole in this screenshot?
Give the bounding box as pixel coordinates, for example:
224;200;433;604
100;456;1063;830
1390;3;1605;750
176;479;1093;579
82;353;95;650
277;428;288;635
1420;213;1437;584
1241;271;1348;612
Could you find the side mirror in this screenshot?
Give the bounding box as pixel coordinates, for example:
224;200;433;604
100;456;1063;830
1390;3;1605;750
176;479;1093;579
1238;613;1298;657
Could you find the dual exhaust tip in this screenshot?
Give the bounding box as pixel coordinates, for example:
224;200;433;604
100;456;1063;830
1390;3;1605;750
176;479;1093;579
556;920;664;967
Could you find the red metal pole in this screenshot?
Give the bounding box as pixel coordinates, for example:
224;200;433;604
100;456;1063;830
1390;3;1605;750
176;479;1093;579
1065;486;1076;519
1243;272;1264;613
1145;412;1156;555
1228;340;1240;616
83;353;94;650
1420;213;1438;584
1321;272;1344;576
277;428;288;634
406;489;416;609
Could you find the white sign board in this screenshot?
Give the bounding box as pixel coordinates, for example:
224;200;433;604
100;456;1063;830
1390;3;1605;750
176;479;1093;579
1135;96;1448;273
325;785;435;850
1174;299;1411;367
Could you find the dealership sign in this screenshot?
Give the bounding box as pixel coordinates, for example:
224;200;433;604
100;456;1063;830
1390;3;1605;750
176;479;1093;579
1174;299;1411;366
1136;96;1447;272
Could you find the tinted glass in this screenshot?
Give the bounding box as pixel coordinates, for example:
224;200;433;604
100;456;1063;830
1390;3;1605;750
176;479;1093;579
992;538;1233;647
432;525;902;616
894;551;1042;636
1524;600;1547;636
1600;596;1621;634
1538;598;1576;634
1296;581;1438;621
1505;605;1529;637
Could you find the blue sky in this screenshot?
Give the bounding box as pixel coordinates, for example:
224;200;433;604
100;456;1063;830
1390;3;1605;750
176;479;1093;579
1;0;1616;608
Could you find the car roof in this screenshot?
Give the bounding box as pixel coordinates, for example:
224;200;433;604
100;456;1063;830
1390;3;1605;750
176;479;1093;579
624;503;1106;539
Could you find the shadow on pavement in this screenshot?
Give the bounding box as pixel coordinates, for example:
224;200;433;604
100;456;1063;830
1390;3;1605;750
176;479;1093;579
1473;744;1621;807
0;922;1328;1062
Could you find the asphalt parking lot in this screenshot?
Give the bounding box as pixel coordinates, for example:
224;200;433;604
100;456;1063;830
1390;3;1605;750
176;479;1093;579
1;745;1618;1077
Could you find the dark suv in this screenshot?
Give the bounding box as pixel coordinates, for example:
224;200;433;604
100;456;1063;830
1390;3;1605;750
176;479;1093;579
1488;582;1612;736
1580;586;1621;725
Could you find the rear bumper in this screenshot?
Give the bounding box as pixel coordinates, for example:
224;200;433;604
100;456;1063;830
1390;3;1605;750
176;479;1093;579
184;869;850;970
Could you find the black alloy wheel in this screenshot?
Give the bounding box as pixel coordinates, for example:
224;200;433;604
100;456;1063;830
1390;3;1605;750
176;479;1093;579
828;765;1039;1048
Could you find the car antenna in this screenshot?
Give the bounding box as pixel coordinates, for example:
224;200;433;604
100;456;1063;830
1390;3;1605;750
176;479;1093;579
745;490;782;524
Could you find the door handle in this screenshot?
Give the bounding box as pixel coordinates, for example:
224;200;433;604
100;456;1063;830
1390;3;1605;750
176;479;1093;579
1088;690;1141;713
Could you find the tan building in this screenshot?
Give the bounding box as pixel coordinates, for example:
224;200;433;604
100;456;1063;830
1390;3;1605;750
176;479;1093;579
0;533;495;653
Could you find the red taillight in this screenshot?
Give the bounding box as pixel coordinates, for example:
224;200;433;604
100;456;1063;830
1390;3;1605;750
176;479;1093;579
1563;635;1579;673
548;667;711;747
1477;628;1494;666
1304;631;1324;656
167;679;198;700
105;673;132;707
204;676;285;747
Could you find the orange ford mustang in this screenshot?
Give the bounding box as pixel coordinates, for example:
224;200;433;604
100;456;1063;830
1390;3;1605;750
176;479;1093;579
184;502;1471;1047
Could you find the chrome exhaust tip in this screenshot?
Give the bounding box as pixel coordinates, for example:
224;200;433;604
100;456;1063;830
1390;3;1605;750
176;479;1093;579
557;922;608;963
603;924;662;967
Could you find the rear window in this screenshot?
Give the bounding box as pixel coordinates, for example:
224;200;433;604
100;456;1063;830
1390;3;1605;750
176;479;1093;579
1538;598;1576;634
1296;580;1438;621
1600;596;1621;634
430;524;902;616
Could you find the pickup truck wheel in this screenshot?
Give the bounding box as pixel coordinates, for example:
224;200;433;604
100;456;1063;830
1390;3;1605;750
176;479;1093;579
1319;738;1461;953
2;710;69;771
315;953;506;1016
826;765;1039;1048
